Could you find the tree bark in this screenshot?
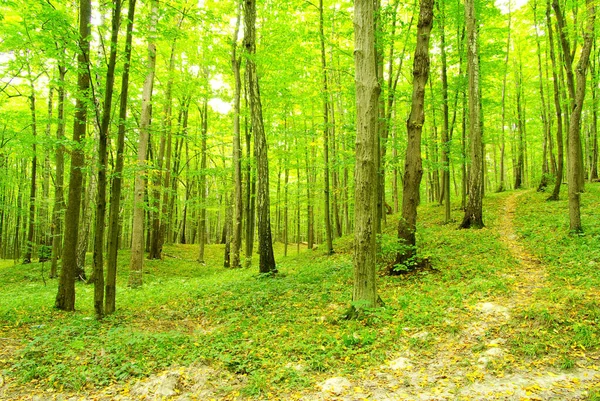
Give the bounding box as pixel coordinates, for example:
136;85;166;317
394;0;434;270
55;0;92;311
534;0;551;192
546;0;565;201
93;0;122;319
105;0;136;315
553;0;587;193
514;61;525;189
498;3;511;193
231;4;243;268
50;65;66;279
197;99;208;264
352;0;380;308
565;0;595;232
244;0;277;274
460;0;484;229
591;41;599;181
129;0;158;287
439;0;451;223
23;76;38;264
319;0;334;255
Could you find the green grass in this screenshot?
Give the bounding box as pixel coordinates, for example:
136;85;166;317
2;188;598;397
507;184;600;364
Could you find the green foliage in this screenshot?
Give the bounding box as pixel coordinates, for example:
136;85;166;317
3;191;600;397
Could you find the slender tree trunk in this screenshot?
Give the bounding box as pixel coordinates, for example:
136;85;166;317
439;0;451;223
223;193;232;267
534;0;551;192
394;0;434;270
460;0;484;229
319;0;334;255
553;0;587;194
514;61;525;189
498;4;511;193
92;0;122;319
40;87;53;261
461;88;467;210
23;78;38;264
305;144;314;249
76;165;94;281
244;0;276;273
55;0;92;311
105;0;135;315
129;0;158;287
198;100;208;263
547;0;565;201
352;0;381;308
231;5;243;268
284;159;289;257
244;128;257;265
590;40;598;181
50;65;66;279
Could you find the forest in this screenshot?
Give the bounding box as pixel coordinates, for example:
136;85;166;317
1;0;600;399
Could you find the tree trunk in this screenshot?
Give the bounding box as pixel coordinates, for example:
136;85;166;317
93;0;122;319
565;0;595;232
40;87;53;261
394;0;434;270
23;77;37;264
546;0;564;201
198;99;208;263
231;5;243;268
352;0;380;308
50;65;66;279
129;0;158;287
105;0;136;315
55;0;92;311
319;0;334;255
244;0;277;274
514;61;525;189
244;86;256;266
498;3;511;193
460;0;484;229
534;0;551;192
439;0;451;223
591;42;599;181
553;0;587;194
223;193;232;267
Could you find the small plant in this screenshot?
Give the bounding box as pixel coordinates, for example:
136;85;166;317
559;356;575;370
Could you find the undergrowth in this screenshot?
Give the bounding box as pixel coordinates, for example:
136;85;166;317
509;184;600;366
2;188;597;398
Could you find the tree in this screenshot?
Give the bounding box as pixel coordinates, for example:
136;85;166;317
55;0;92;311
546;0;564;201
90;0;123;319
394;0;434;270
352;0;379;309
244;0;276;274
438;0;451;223
130;0;158;287
105;0;137;315
460;0;484;229
318;0;334;255
50;64;66;279
230;2;243;269
553;0;596;232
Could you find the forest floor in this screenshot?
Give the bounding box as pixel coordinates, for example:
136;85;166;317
2;187;600;400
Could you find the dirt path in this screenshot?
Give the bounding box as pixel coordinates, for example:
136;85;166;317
498;191;548;309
